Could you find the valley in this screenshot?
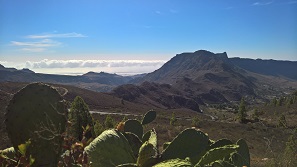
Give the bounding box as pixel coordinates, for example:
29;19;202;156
0;50;297;166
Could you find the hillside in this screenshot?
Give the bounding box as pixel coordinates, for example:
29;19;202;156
132;50;297;104
112;81;202;112
0;66;138;92
230;57;297;80
1;82;296;166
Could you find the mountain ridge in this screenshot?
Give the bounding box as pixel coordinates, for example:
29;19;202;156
1;50;297;106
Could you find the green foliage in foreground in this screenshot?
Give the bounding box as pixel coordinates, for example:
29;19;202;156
4;83;67;166
85;109;250;167
1;83;251;167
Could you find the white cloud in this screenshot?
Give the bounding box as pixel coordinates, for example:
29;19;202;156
11;39;61;48
0;61;8;65
24;59;166;69
26;32;87;39
9;32;86;53
21;48;46;52
11;39;61;52
252;1;273;6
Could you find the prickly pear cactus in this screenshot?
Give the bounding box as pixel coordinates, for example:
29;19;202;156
124;119;143;139
141;110;156;125
195;145;239;167
209;139;233;150
123;132;142;157
162;142;171;150
137;141;157;167
5;83;67;166
137;129;158;167
162;128;209;163
142;130;151;142
84;129;135;167
152;158;192;167
231;139;250;167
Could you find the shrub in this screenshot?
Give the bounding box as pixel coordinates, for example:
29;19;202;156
170;112;177;126
94;120;105;136
238;97;247;123
104;115;116;128
191;116;201;127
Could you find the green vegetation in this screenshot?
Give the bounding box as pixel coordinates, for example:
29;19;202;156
191;116;201;127
68;96;95;141
4;83;67;166
277;114;287;128
170;112;177;126
104;115;116;128
0;83;251;166
4;83;297;167
94;120;105;136
238;97;247;123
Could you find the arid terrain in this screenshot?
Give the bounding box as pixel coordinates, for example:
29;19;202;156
1;50;297;166
0;81;296;166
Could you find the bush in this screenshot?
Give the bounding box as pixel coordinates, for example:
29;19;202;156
104;115;116;128
68;96;95;141
94;120;105;136
170;112;177;126
238;97;247;123
191;116;201;127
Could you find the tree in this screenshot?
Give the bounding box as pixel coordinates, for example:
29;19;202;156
68;96;95;141
238;97;247;123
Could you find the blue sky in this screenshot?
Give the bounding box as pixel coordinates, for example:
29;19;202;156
0;0;296;74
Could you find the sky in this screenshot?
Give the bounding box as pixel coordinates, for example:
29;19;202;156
0;0;296;75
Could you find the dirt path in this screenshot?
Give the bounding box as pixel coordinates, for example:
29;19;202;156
90;110;140;116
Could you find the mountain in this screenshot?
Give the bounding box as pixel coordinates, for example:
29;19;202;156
133;50;256;102
1;50;297;105
229;58;297;80
0;66;138;92
130;50;297;104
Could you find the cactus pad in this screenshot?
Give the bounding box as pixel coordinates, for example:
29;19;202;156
141;110;156;125
84;129;135;167
5;83;67;166
142;130;151;142
137;141;158;167
195;145;239;166
123;132;142;157
162;128;209;162
235;139;250;167
209;139;233;150
124;119;143;139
